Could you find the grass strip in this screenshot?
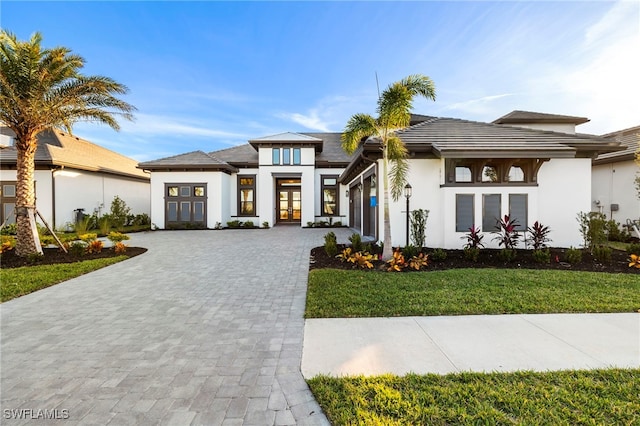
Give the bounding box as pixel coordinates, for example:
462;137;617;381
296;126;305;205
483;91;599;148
306;268;640;318
1;257;128;302
308;369;640;426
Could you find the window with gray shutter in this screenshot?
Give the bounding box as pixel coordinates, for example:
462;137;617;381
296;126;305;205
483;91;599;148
509;194;528;231
482;194;501;232
456;194;474;232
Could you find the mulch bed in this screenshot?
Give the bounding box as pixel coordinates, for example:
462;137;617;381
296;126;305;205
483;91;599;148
310;246;639;274
0;247;147;269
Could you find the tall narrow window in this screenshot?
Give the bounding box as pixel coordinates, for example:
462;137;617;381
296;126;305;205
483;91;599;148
272;148;280;165
482;194;501;231
293;148;301;165
238;175;256;216
456;194;474;232
282;148;290;165
321;175;339;216
509;194;528;231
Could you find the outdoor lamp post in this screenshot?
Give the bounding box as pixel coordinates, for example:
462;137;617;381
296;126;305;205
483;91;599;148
404;183;412;246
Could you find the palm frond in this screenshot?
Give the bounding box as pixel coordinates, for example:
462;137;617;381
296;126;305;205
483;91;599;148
399;74;437;101
389;157;410;202
341;113;377;154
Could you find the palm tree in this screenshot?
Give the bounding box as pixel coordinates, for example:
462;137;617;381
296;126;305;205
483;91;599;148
0;31;135;256
341;74;436;260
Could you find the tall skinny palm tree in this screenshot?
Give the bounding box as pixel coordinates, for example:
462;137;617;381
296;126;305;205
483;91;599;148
0;31;135;256
341;74;436;260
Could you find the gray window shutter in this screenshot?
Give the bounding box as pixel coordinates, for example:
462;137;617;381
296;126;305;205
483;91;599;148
482;194;501;232
456;194;474;232
509;194;528;231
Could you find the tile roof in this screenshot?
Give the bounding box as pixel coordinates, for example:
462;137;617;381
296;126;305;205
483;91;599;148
138;150;237;172
0;128;149;180
594;125;640;164
493;110;590;125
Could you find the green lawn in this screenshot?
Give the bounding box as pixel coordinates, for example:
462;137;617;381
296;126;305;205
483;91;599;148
1;257;128;302
306;268;640;318
308;369;640;426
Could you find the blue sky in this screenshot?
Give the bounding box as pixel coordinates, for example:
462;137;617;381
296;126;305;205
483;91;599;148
3;1;639;161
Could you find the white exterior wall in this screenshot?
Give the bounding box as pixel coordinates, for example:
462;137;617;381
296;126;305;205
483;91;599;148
537;158;591;247
149;171;223;229
0;168;149;229
314;168;348;225
592;160;640;222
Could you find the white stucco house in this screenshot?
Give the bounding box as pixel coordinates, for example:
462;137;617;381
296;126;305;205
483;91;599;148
591;126;640;225
0;127;150;229
138;111;621;249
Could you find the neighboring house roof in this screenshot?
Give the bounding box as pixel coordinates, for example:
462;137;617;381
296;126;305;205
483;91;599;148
138;150;238;173
0;128;149;180
593;125;640;165
492;110;590;125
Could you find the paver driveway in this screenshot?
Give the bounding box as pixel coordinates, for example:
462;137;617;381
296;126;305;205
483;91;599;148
1;227;351;425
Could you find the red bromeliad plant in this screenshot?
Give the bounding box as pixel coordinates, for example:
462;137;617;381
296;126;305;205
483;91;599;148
527;221;552;250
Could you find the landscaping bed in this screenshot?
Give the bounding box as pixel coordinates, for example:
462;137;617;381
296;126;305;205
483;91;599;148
0;246;147;269
310;245;638;274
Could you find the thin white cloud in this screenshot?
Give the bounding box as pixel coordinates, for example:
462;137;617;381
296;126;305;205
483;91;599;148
278;110;332;133
443;94;515;115
119;113;249;140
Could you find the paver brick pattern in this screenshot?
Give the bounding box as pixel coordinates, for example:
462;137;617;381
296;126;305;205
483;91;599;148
1;227;352;425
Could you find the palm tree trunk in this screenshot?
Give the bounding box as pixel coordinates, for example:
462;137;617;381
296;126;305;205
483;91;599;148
15;137;42;256
381;147;393;260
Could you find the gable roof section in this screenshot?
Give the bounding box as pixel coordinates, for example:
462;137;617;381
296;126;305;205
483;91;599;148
493;110;590;125
0;129;149;180
138;150;237;173
593;125;640;165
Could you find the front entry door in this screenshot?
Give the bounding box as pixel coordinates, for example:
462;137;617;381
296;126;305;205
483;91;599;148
276;178;301;224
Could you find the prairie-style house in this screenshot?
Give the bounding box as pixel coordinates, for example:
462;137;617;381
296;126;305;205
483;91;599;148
138;111;622;248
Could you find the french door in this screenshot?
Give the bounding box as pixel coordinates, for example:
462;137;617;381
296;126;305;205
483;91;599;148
276;179;301;224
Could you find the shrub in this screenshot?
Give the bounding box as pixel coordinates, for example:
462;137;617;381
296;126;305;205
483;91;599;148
107;231;130;244
226;220;242;228
86;240;104;254
214;222;222;230
498;248;517;263
592;245;612;264
565;247;583;264
79;233;98;242
410;209;429;248
387;249;408;272
430;248;447;261
462;226;484;249
349;233;363;253
409;253;429;270
463;247;480;262
98;216;111;235
324;232;338;257
577;211;607;250
110;196;131;231
626;243;640;255
0;223;17;235
69;241;86;257
74;216;92;234
114;242;127;254
493;215;520;249
527;221;552;250
532;248;551;264
27;252;44;264
401;244;419;259
628;254;640;269
132;213;151;227
262;221;270;229
605;220;627;242
243;220;255;228
1;235;15;253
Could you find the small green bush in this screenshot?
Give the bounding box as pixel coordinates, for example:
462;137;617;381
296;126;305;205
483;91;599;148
69;241;86;257
243;220;255;228
592;245;612;264
349;233;363;253
532;248;551;264
463;247;480;262
0;223;17;235
324;232;338;257
107;231;130;244
262;221;270;229
110;196;131;231
626;243;640;255
430;248;447;262
402;244;419;259
565;247;583;264
498;248;517;262
226;220;242;228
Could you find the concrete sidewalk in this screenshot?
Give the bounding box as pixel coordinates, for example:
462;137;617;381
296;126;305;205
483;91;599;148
302;313;640;377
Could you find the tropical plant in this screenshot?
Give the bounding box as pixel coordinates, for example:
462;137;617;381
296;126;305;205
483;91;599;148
106;231;129;244
78;233;97;242
386;249;408;272
628;254;640;269
527;221;552;250
85;240;104;254
408;252;429;270
493;215;520;250
349;251;375;269
0;31;135;256
410;209;429;248
1;235;15;253
462;226;484;249
114;241;127;254
341;74;436;260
